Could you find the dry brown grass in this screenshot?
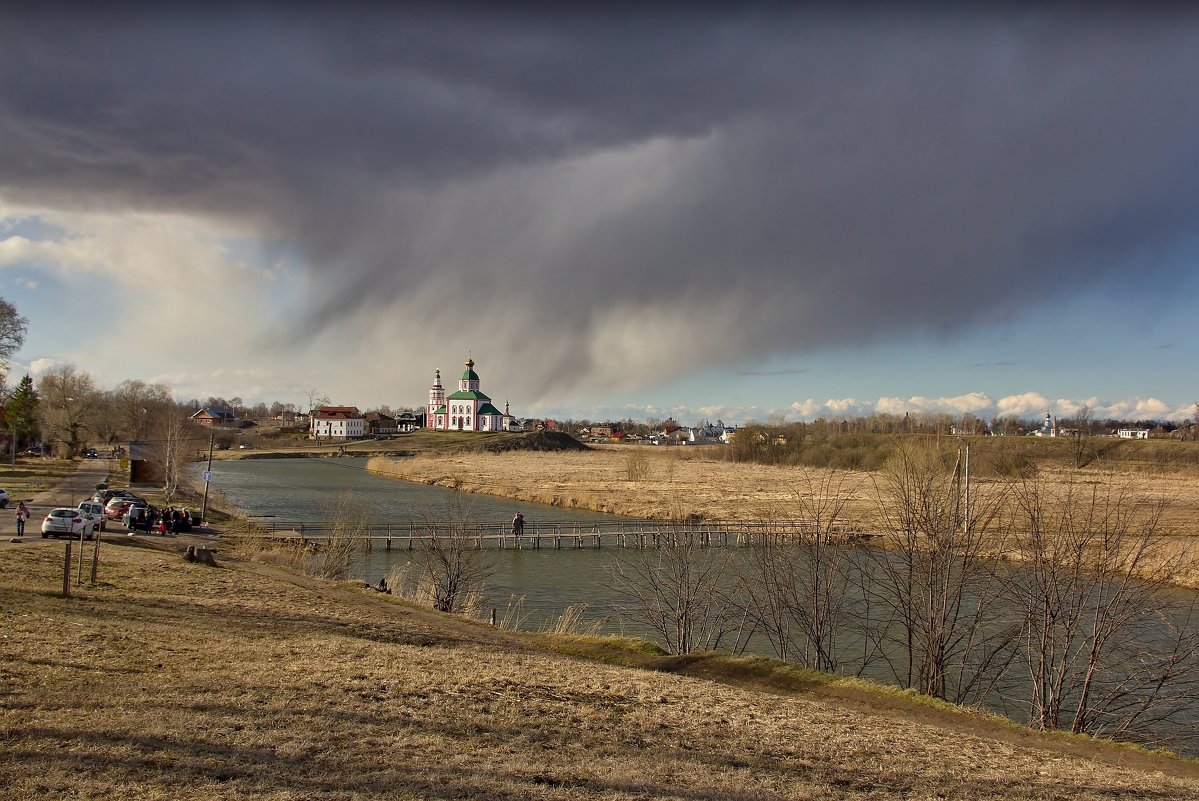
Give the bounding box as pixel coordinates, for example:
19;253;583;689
368;447;1199;530
3;537;1198;800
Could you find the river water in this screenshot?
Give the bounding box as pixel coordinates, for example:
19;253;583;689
197;456;650;631
196;456;1199;752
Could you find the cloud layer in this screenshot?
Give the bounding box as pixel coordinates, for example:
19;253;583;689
3;7;1199;408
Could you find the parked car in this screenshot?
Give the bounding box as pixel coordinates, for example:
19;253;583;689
105;497;145;520
238;443;253;449
95;488;138;505
78;500;107;531
0;488;8;508
41;508;96;540
84;448;99;458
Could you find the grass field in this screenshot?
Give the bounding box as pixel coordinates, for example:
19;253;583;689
364;443;1199;530
0;457;95;503
3;536;1198;800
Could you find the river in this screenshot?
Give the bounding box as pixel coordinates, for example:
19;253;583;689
196;456;649;631
195;455;1199;753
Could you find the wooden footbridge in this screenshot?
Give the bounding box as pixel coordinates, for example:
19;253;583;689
247;518;867;550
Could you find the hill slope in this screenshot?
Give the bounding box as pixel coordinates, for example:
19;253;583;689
2;538;1196;800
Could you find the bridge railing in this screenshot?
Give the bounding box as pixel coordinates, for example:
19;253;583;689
239;517;864;547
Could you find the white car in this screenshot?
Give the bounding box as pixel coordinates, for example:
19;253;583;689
0;488;8;508
41;508;96;540
78;500;107;531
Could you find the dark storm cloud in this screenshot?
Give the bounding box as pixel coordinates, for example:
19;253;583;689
3;6;1199;396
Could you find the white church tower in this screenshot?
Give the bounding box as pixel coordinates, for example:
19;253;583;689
426;369;446;429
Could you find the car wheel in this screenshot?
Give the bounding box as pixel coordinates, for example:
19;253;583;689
0;500;7;508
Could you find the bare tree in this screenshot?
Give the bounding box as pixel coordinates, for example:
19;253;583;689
1010;475;1199;745
1069;404;1094;468
610;520;746;655
864;440;1017;703
309;491;369;580
36;365;101;457
413;502;494;613
0;296;28;370
154;410;203;502
739;470;862;671
111;379;174;439
306;388;329;415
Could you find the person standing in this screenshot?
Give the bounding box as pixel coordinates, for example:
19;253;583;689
15;502;29;537
511;512;525;538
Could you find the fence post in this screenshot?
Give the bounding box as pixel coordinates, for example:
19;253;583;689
89;531;102;585
62;540;72;598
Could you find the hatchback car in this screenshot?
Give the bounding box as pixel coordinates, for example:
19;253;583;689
42;508;96;540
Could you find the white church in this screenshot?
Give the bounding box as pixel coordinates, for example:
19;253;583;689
425;357;512;432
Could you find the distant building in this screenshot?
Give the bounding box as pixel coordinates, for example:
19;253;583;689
426;357;506;432
363;412;397;437
191;407;238;427
310;406;365;440
1032;413;1059;438
1117;428;1150;439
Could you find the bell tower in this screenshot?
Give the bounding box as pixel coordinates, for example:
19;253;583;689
426;369;445;428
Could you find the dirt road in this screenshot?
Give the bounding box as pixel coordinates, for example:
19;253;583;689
1;458;111;543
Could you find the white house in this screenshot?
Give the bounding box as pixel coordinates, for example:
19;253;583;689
1117;428;1150;439
310;406;365;440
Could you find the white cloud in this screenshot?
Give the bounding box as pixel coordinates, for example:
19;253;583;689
996;392;1052;417
873;393;994;416
27;358;62;378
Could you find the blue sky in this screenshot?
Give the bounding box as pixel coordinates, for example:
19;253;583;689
1;6;1197;425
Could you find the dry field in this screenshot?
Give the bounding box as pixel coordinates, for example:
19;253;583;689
366;446;1199;531
365;446;1199;587
4;538;1198;800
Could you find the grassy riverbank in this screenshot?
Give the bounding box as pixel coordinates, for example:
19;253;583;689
3;537;1197;799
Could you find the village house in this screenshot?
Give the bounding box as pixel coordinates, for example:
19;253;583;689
363;412;398;438
310;406;365;440
190;407;239;427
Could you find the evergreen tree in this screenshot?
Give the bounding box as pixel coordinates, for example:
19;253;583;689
5;374;38;455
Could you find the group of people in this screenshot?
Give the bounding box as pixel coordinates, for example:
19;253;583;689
126;505;197;535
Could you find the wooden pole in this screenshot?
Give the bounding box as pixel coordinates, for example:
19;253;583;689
200;429;215;525
62;540;72;598
76;528;86;586
90;530;102;585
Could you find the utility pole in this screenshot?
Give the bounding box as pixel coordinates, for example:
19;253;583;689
200;429;215;526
